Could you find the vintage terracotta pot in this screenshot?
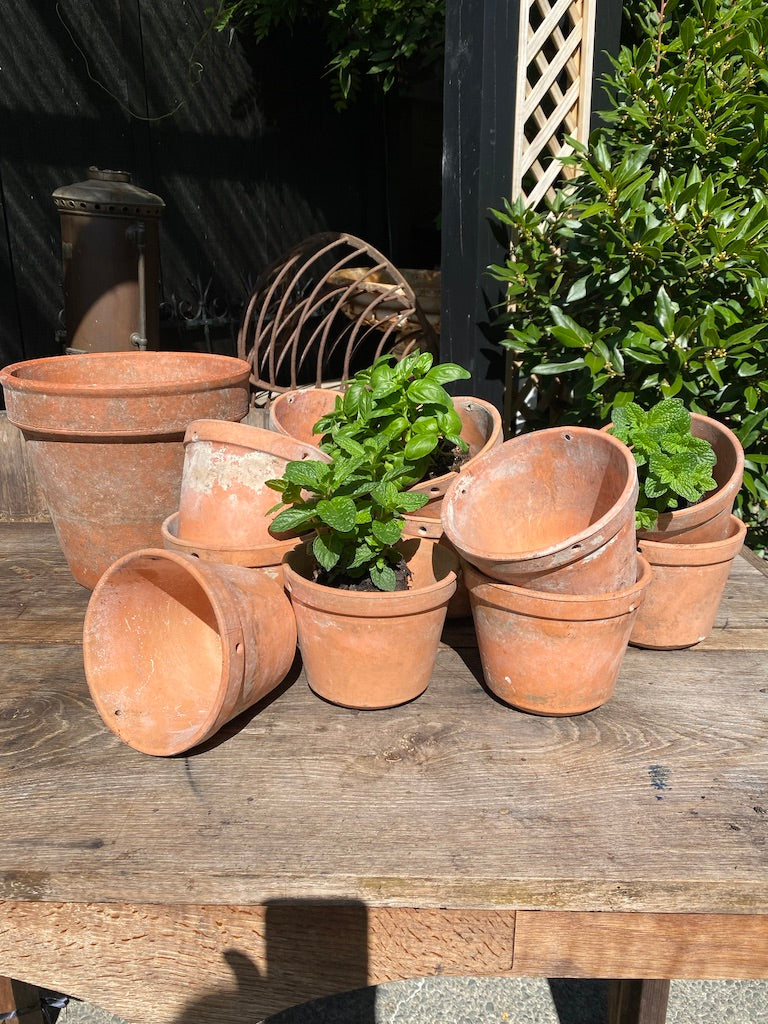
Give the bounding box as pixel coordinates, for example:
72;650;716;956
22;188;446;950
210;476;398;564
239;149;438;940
268;387;344;446
83;548;297;756
630;514;747;650
0;351;251;589
408;396;503;519
603;413;744;544
177;419;328;548
464;555;652;716
442;427;639;595
161;511;306;585
401;512;469;618
283;539;457;709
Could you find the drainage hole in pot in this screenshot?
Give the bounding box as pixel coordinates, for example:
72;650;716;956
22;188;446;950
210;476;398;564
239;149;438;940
114;709;122;717
564;432;572;441
235;643;243;654
572;544;582;552
419;526;428;536
430;486;440;494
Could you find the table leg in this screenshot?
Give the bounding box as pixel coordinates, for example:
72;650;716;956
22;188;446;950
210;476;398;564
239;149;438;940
0;978;43;1023
607;979;671;1024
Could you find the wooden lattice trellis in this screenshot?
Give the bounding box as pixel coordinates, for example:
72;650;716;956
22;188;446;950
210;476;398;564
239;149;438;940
512;0;597;208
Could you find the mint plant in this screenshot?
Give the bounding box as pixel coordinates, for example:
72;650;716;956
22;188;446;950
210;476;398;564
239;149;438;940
267;443;430;592
608;398;717;531
314;352;471;488
489;0;768;550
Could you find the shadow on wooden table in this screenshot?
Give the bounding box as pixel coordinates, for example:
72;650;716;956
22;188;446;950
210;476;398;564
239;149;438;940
169;902;375;1024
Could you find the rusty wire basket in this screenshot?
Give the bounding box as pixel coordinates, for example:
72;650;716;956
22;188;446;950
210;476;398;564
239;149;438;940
237;232;439;398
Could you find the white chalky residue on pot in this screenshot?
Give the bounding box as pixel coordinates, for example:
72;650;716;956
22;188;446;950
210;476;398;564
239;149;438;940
183;441;284;496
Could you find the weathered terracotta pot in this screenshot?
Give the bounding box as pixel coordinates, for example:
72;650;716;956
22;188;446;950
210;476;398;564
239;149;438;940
442;427;639;595
401;513;470;618
603;413;745;544
464;555;652;716
177;419;328;548
83;548;297;756
0;351;251;589
161;511;306;585
269;387;344;446
409;396;503;519
630;514;746;650
283;539;457;709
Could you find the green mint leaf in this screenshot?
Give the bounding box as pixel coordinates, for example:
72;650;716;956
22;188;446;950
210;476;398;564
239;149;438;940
313;532;343;571
283;460;330;490
371;517;403;547
316;496;357;532
370;561;397;591
270;504;318;534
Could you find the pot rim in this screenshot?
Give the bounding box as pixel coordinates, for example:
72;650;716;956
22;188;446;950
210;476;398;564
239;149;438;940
605;413;745;533
637;514;747;566
183;418;331;464
283;540;458;617
162;511;309;565
0;351;251;398
442;426;638;565
83;547;240;753
464;553;652;621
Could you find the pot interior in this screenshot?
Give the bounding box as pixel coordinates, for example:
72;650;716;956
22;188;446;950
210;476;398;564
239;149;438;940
447;429;633;556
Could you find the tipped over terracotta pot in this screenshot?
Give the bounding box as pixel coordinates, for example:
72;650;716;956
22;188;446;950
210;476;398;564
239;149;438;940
442;426;639;595
83;548;297;756
268;387;344;446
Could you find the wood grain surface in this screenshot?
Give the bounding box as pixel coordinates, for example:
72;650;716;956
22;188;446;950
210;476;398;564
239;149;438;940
1;523;767;1023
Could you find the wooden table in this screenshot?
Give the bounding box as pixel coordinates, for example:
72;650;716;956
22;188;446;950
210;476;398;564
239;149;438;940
1;522;767;1024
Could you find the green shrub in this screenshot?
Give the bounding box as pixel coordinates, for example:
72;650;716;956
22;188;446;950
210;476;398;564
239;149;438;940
490;0;768;548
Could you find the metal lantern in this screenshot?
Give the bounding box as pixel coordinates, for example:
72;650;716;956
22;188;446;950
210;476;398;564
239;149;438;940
52;167;165;353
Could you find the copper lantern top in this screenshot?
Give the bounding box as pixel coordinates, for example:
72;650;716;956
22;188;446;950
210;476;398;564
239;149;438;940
52;167;165;218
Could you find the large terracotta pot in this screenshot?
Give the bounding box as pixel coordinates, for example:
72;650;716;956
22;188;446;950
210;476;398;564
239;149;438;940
603;413;744;544
283;539;457;709
464;556;652;716
161;512;307;585
0;352;251;588
177;419;328;548
630;514;747;650
408;396;503;520
442;427;639;595
269;387;343;446
83;548;297;756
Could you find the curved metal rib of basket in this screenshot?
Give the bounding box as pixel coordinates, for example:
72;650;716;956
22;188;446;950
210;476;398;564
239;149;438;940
237;232;439;394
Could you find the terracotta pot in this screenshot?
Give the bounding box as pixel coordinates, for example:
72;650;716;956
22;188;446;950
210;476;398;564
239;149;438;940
177;419;328;548
283;539;458;709
0;351;251;589
161;511;306;585
83;548;297;756
603;413;745;544
442;427;639;595
464;555;652;716
269;387;344;446
408;396;503;519
401;513;469;618
630;514;747;650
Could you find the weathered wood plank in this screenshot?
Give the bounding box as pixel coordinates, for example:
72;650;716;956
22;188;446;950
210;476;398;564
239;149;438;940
0;414;50;523
0;903;515;1024
513;911;768;979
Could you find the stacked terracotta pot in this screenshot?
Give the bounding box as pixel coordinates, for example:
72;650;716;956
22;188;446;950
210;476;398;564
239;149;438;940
441;427;651;716
626;414;746;651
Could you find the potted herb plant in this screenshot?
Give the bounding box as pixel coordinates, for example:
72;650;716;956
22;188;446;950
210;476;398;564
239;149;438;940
607;398;747;648
267;431;457;708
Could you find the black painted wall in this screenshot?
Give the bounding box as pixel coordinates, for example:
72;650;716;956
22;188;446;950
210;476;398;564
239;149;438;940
0;0;442;378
